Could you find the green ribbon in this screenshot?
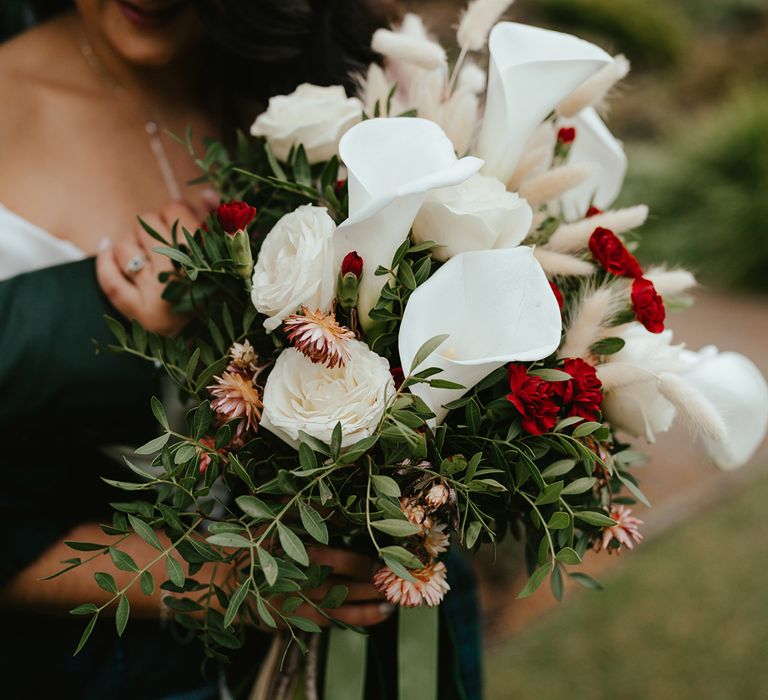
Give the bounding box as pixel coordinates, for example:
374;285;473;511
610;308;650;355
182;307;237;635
323;627;368;700
322;606;439;700
398;606;439;700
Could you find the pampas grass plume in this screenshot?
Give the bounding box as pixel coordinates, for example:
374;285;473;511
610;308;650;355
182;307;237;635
556;54;630;118
457;0;515;52
534;249;595;278
519;164;594;205
559;285;624;358
658;372;727;440
372;29;446;70
644;266;698;297
546;205;649;253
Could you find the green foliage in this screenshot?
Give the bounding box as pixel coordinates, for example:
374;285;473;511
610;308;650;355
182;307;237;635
622;87;768;292
531;0;688;68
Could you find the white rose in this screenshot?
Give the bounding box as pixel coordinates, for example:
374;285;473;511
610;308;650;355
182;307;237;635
261;341;395;449
251;205;337;332
250;83;363;164
412;174;532;261
599;325;683;441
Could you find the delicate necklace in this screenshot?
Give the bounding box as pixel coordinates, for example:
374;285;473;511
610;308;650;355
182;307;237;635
78;33;182;200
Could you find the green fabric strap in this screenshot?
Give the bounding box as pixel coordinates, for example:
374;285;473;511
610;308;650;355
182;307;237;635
398;606;439;700
323;627;368;700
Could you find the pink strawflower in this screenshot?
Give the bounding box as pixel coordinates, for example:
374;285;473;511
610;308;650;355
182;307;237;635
207;371;263;433
400;497;432;532
374;562;450;607
425;483;450;509
596;505;644;553
283;307;355;369
423;522;450;558
227;339;259;374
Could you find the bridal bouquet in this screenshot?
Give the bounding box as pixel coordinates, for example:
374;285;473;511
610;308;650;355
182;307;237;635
61;0;768;692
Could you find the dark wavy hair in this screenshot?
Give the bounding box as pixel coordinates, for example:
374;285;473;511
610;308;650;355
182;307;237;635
28;0;400;103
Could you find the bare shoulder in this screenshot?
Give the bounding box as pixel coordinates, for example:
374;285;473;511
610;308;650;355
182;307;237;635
0;14;82;140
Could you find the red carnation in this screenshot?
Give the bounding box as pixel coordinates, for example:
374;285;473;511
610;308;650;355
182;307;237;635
555;358;603;422
631;277;666;333
586;206;602;217
341;251;364;278
507;364;560;436
588;227;643;278
549;281;564;310
216;201;257;235
557;127;577;144
390;366;405;389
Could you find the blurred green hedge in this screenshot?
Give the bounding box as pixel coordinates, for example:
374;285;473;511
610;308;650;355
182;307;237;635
531;0;688;68
622;87;768;293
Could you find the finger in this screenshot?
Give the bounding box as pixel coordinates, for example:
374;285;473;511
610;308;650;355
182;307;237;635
305;580;385;604
161;200;202;235
327;602;395;628
307;547;376;581
95;244;141;317
112;238;151;280
134;213;172;272
199;187;221;215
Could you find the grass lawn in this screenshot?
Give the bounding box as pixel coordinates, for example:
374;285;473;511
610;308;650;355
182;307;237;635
485;472;768;700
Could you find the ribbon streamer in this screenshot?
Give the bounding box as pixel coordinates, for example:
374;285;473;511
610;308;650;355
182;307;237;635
323;627;368;700
398;605;439;700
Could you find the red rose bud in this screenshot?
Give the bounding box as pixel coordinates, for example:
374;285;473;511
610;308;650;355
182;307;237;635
216;201;257;235
549;281;564;310
586;206;603;217
588;227;644;278
557;126;577;144
335;178;347;194
506;363;560;436
341;251;363;278
631;277;666;333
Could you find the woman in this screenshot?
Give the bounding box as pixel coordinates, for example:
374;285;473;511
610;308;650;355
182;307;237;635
0;2;481;698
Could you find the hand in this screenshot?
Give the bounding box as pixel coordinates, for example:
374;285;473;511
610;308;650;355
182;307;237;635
264;546;393;629
96;201;203;336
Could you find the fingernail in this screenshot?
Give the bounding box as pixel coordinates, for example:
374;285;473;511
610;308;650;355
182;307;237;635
379;603;395;616
97;237;111;252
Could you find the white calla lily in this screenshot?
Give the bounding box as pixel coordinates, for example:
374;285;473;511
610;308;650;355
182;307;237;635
476;22;611;184
558;108;627;220
681;347;768;469
398;247;562;422
335;117;483;327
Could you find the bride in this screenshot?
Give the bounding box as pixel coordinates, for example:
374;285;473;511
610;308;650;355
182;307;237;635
0;1;480;698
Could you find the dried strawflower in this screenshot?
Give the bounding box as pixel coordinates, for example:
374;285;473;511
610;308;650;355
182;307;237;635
401;497;432;532
228;339;258;374
283;307;355;369
374;562;450;607
595;505;643;553
425;483;450;509
423;522;450;557
208;371;263;433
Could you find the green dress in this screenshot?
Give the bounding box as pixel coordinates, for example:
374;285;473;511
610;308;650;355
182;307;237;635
0;259;482;699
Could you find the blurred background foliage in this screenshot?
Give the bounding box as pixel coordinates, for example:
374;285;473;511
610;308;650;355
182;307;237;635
417;0;768;294
526;0;768;294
